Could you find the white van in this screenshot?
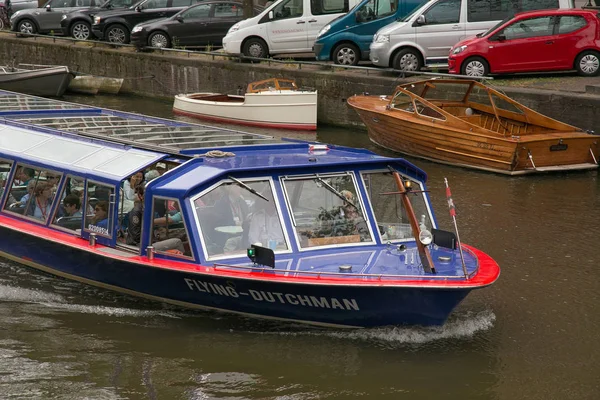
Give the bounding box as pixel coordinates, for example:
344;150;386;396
369;0;575;70
222;0;360;58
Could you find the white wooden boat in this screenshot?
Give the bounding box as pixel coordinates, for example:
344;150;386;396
173;78;317;130
0;65;74;96
68;75;124;95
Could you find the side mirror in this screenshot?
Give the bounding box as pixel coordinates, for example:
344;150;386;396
176;16;183;22
355;12;363;23
415;14;426;25
493;33;506;41
135;5;141;12
45;4;51;11
268;10;273;19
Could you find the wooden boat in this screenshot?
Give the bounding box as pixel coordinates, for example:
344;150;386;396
68;74;124;95
348;79;600;175
0;64;74;96
0;90;499;328
173;78;317;130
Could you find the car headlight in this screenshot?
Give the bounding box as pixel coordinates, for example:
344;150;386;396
131;25;143;33
452;45;467;55
317;24;330;38
374;34;389;43
228;22;241;33
93;16;101;25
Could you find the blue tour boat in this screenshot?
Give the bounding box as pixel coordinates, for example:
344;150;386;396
0;90;500;328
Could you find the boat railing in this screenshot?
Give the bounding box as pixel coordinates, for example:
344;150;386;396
212;263;467;280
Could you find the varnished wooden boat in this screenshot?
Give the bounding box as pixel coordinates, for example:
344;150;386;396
173;78;317;130
348;79;600;175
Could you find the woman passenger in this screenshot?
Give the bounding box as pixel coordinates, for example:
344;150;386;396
29;182;53;221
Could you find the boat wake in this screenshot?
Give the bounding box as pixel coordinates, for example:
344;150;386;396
252;310;496;344
0;283;179;319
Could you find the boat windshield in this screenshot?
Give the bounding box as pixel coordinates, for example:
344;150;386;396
361;171;433;241
282;173;372;249
193;179;289;258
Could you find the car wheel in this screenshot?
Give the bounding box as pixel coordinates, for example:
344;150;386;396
461;56;489;77
107;24;129;44
148;31;170;48
392;48;422;72
70;21;91;40
575;51;600;77
332;43;360;66
17;19;37;34
242;38;268;59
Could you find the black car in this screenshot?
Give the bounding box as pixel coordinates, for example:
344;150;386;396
91;0;204;44
60;0;137;40
130;1;260;49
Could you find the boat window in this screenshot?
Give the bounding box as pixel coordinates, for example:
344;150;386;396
414;99;446;120
194;179;288;258
282;174;372;248
390;91;414;112
467;85;493;108
0;159;14;207
406;81;468;102
84;181;115;238
51;175;86;232
361;171;432;241
489;92;524;115
3;164;62;223
150;198;193;258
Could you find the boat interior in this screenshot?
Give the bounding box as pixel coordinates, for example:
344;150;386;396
188;94;244;102
391;79;581;137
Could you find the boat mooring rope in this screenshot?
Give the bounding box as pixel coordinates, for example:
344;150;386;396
195;150;236;158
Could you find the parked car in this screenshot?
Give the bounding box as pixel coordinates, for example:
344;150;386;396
369;0;574;71
131;1;262;49
60;0;137;40
10;0;101;34
313;0;425;66
11;0;39;13
449;9;600;77
91;0;204;44
222;0;360;59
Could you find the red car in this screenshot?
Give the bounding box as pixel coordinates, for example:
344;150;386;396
448;9;600;77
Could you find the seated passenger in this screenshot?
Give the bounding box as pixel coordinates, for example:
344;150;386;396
89;200;109;232
247;190;285;248
123;171;144;201
62;194;82;217
28;182;53;221
126;185;144;246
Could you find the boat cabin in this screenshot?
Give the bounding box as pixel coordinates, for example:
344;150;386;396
0;92;439;267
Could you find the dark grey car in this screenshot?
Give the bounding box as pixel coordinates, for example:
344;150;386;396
10;0;100;34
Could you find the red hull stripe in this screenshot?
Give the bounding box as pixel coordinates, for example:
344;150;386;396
173;108;317;131
0;214;499;288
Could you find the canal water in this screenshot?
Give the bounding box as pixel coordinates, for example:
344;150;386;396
0;94;598;399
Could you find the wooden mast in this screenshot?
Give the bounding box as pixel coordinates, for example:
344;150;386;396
391;171;436;274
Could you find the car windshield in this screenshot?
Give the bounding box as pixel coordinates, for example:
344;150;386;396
481;15;513;37
399;4;422;22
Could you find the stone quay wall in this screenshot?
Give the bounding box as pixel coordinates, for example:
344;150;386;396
1;33;599;132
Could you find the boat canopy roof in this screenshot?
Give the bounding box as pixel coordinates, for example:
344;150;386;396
151;143;428;198
0;123;164;182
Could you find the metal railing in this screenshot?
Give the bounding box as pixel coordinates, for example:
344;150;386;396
212;263;468;280
0;30;491;80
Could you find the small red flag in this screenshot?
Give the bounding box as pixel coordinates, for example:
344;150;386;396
446;186;456;217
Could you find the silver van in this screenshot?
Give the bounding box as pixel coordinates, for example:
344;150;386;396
369;0;575;70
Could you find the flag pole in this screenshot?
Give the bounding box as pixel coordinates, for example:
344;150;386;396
444;178;468;279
